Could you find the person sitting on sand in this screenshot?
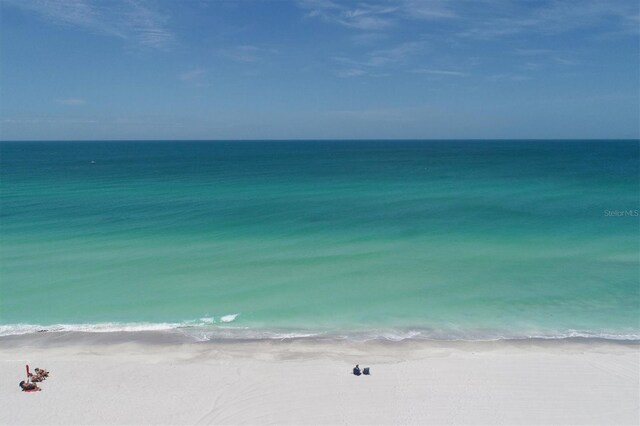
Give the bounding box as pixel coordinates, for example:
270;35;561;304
19;381;41;392
34;368;49;379
29;374;44;383
27;368;48;382
353;364;361;376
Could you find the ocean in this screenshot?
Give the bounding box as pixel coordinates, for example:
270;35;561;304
1;140;638;341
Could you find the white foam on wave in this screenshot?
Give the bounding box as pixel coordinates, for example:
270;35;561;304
0;324;43;337
0;322;183;337
0;314;240;337
178;328;320;341
220;314;239;323
523;330;640;341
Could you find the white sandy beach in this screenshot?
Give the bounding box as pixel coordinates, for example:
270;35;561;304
1;335;638;425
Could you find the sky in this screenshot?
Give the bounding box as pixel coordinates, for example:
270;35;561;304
1;0;639;140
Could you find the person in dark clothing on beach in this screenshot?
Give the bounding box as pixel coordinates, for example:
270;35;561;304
353;364;361;376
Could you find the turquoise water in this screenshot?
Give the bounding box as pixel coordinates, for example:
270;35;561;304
1;140;638;340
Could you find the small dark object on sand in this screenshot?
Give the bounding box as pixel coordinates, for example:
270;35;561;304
353;364;361;376
363;367;370;375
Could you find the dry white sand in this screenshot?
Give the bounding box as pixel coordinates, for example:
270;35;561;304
1;335;638;425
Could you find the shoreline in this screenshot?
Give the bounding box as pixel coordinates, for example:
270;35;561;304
2;325;639;345
2;329;638;346
1;336;638;425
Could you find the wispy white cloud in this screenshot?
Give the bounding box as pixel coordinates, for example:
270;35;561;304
298;0;456;30
487;74;532;82
521;62;543;71
412;68;467;77
366;41;427;66
512;48;577;71
334;40;427;70
400;0;458;20
514;48;554;56
457;0;639;39
218;45;278;63
5;0;174;49
2;117;98;124
302;1;635;83
299;0;397;30
335;68;367;78
56;98;86;105
554;57;576;66
322;107;414;122
178;69;208;87
350;32;388;46
300;0;638;40
178;69;205;81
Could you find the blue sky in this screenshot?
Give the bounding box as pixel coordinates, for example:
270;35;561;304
1;0;638;140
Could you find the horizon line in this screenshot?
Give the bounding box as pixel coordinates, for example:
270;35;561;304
1;138;639;143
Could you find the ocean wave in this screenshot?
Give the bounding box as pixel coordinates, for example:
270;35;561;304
0;314;241;337
0;322;638;342
0;322;183;336
220;313;239;323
